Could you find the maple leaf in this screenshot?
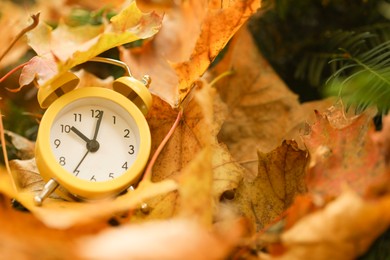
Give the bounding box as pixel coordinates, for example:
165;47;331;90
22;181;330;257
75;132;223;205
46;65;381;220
227;140;308;232
146;82;227;182
302;103;387;197
120;0;261;107
19;1;162;89
127;82;234;221
210;27;303;178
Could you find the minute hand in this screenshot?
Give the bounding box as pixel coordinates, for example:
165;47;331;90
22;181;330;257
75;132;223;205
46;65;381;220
92;111;104;141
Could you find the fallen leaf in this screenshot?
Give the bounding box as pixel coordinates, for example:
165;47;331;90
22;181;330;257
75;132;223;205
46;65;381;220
9;159;46;195
126;82;228;221
302;103;387;196
146;81;227;182
4;130;35;160
268;190;390;260
212;143;245;202
78;218;245;260
2;163;177;228
212;27;302;176
74;69;114;89
120;0;261;107
228;140;308;232
20;1;162;89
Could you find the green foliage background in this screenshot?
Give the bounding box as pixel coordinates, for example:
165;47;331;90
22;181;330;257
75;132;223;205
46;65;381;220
249;0;390;113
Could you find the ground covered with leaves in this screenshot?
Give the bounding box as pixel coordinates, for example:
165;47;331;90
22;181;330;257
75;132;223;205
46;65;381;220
0;0;389;259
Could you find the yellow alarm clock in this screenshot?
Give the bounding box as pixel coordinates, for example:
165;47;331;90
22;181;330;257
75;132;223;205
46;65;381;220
34;57;152;206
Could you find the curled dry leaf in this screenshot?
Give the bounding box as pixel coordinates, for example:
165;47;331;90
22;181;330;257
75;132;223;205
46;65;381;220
302;104;387;197
78;218;245;260
9;159;46;195
120;0;261;107
267;191;390;260
20;1;162;89
4;130;35;160
228;140;308;232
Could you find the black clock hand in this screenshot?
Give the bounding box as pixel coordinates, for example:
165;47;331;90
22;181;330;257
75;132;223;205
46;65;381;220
73;150;89;175
70;126;91;143
92;111;104;141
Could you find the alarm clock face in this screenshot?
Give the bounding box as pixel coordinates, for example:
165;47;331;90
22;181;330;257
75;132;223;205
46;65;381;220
49;97;140;182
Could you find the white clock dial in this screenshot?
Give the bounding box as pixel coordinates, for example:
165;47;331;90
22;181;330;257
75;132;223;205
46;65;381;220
50;97;140;182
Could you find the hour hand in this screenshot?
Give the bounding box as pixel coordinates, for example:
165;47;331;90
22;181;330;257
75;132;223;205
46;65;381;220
70;126;91;143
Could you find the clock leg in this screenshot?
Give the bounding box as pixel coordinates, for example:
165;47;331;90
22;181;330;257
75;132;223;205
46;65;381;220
34;178;59;206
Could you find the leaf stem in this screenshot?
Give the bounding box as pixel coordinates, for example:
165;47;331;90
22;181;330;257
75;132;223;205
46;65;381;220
209;70;234;87
0;61;29;84
142;108;183;182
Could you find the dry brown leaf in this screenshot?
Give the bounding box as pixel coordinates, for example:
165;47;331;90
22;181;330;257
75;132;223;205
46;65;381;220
212;143;245;202
78;218;245;260
212;27;302;176
120;0;261;107
126;82;228;221
4;130;35;160
266;190;390;260
147;82;227;182
302;104;386;196
74;69;114;89
9;159;46;195
228;140;308;232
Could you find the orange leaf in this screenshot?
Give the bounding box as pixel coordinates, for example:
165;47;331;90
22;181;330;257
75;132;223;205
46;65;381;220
274;191;390;260
120;0;261;107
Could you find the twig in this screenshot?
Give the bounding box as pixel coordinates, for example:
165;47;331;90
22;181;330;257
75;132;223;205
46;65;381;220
142;108;183;182
0;110;17;193
0;13;40;63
